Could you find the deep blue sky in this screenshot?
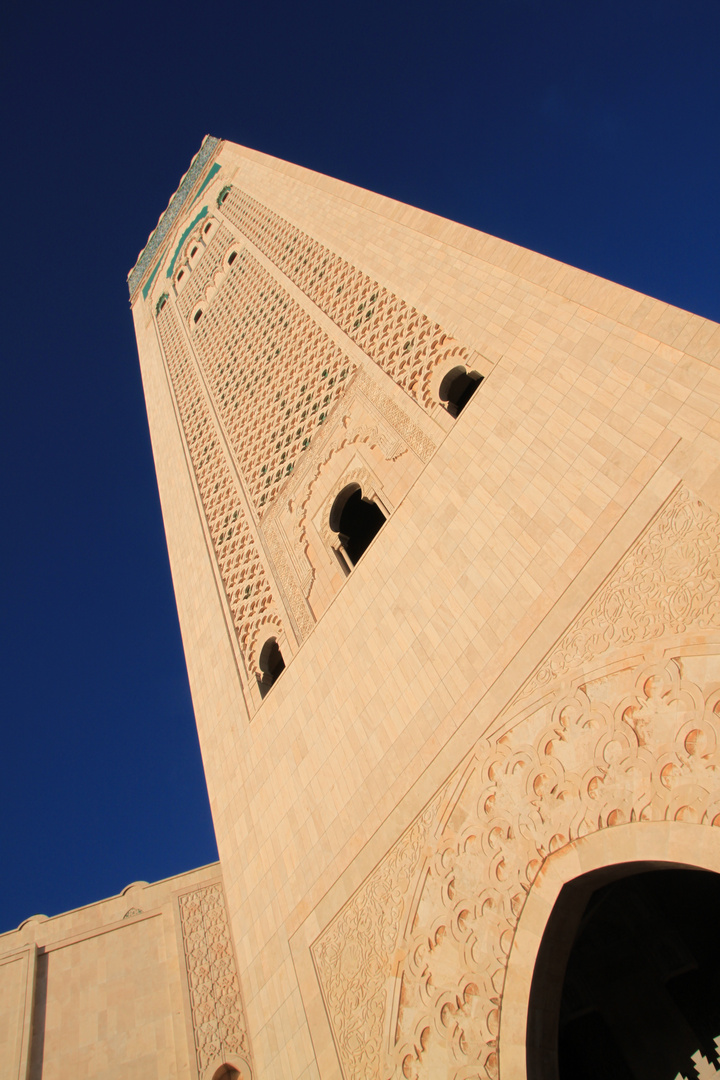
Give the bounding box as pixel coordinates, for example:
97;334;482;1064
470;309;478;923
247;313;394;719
1;0;718;933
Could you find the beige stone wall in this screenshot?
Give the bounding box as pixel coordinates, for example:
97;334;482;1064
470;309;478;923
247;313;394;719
0;866;250;1080
127;141;720;1080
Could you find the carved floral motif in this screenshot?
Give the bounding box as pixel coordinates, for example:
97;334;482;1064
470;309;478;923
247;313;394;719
178;882;250;1075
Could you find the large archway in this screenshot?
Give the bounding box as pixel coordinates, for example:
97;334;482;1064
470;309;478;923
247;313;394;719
528;865;720;1080
498;823;720;1080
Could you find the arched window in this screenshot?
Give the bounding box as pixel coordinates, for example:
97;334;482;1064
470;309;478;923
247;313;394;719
330;484;386;567
527;865;720;1080
257;637;285;698
438;366;482;417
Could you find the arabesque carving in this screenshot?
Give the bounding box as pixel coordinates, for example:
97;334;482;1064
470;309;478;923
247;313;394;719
355;371;436;463
388;653;720;1079
176;222;234;320
312;486;720;1080
311;782;451;1080
522;486;720;699
262;517;315;639
178;882;251;1076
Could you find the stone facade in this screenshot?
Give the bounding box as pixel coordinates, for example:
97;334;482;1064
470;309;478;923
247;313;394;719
0;865;251;1080
5;136;720;1078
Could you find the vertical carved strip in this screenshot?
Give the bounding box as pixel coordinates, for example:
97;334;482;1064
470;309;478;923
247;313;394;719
156;303;274;672
178;883;250;1075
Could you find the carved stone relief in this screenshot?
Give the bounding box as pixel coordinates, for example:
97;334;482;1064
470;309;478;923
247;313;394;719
355;371;436;463
219;184;478;416
311;781;453;1080
311;485;720;1080
178;882;251;1077
520;486;720;701
261;371;431;620
261;520;315;641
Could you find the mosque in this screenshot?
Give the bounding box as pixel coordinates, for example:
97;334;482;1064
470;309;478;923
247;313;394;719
3;135;720;1080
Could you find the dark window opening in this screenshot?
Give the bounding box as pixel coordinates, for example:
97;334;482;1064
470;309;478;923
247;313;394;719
527;866;720;1080
193;309;203;324
228;251;238;265
438;366;482;417
212;1068;240;1080
330;484;386;566
258;637;285;698
190;246;198;257
177;269;184;282
204;223;212;234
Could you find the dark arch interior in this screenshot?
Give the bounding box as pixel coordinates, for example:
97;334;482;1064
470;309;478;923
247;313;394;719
332;487;386;565
212;1068;240;1080
258;637;285;698
438;366;482;417
527;866;720;1080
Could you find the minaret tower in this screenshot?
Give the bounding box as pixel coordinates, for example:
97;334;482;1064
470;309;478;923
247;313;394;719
130;137;484;715
130;137;720;1080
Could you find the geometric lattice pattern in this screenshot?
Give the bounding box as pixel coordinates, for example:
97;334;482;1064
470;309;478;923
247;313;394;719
192;248;355;513
178;882;249;1074
220;186;477;409
156;302;274;673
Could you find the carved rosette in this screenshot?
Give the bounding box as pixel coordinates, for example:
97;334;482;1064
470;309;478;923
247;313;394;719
311;485;720;1080
178;882;251;1075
